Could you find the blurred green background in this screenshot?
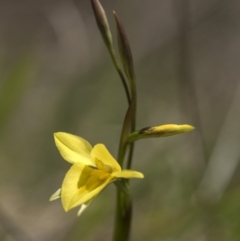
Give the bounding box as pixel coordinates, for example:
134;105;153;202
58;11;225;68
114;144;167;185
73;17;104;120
1;0;240;240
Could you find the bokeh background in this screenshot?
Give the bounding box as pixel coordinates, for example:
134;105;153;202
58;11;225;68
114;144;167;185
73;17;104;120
1;0;240;240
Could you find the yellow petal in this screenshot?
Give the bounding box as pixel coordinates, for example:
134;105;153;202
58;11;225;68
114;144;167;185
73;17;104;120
49;188;61;201
54;132;95;166
91;144;121;172
61;163;111;211
112;170;144;179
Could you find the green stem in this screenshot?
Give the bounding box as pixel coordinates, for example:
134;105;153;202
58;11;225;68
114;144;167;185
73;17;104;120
109;47;131;105
113;133;132;241
113;99;136;241
126;143;135;169
114;189;132;241
113;90;136;241
127;131;139;142
113;17;137;239
126;101;136;170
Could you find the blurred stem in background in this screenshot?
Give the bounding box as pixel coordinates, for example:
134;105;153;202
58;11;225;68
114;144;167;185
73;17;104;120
173;0;207;164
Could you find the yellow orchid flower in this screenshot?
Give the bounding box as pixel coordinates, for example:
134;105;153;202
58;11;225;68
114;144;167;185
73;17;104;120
50;132;144;215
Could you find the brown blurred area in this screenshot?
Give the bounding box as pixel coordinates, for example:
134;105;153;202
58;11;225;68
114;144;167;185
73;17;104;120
1;0;240;240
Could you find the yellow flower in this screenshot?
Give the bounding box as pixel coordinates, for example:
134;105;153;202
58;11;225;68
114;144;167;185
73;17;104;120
50;132;144;215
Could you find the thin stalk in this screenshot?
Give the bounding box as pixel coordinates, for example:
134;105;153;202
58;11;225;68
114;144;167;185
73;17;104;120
109;47;131;105
126;72;137;170
126;102;136;170
173;0;207;163
126;143;135;169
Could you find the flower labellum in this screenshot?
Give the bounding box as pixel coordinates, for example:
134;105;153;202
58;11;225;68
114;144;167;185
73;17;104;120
50;132;143;215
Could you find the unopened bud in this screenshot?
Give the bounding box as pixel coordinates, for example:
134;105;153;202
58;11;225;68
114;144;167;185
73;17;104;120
128;124;194;142
91;0;113;48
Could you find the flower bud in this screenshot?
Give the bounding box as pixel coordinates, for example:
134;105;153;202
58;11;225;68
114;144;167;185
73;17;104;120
128;124;194;142
91;0;113;48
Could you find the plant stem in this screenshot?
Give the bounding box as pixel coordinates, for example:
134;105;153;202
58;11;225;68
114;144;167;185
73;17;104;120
113;85;136;241
109;47;131;105
112;12;137;241
113;128;131;241
126;103;136;170
113;99;136;241
114;189;132;241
